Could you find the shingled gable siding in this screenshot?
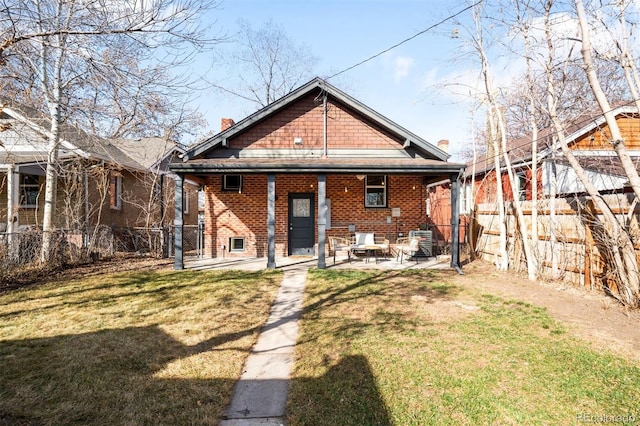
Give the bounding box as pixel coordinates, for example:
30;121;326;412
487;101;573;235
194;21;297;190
229;93;404;151
572;116;640;150
203;173;426;258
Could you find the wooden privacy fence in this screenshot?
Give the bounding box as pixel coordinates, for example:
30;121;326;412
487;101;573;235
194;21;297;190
473;193;640;290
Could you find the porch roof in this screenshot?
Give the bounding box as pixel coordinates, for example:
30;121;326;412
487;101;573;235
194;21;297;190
170;157;466;177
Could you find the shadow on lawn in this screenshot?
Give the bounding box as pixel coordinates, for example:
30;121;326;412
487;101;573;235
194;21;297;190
0;325;390;425
286;355;392;426
0;270;271;320
0;325;241;425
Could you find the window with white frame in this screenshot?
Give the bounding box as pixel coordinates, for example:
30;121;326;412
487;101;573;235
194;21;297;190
365;175;387;208
110;172;122;210
184;189;190;215
20;174;40;208
229;237;245;252
516;172;527;201
460;182;473;214
223;174;242;192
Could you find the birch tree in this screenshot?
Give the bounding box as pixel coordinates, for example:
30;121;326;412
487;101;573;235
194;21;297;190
0;0;217;262
473;3;538;278
575;0;640;203
544;0;639;306
471;4;510;270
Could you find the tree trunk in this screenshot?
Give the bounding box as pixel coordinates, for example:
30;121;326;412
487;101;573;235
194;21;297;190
575;0;640;203
546;1;639;305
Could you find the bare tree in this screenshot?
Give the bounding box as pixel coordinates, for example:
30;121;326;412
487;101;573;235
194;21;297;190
210;19;319;108
472;3;539;277
0;0;218;261
544;0;639;306
572;0;640;305
575;0;640;203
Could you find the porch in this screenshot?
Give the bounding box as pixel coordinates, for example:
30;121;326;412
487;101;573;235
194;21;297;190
184;253;458;272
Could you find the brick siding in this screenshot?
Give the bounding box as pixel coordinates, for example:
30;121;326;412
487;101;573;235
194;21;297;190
204;174;427;258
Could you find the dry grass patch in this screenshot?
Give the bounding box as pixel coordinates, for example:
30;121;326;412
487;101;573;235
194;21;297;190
0;268;281;425
288;268;640;426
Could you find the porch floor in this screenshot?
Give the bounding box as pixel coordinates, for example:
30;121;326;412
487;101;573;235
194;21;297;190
184;254;454;271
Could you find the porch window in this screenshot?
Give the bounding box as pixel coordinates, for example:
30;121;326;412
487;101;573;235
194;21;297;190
20;174;40;208
365;175;387;208
184;188;190;215
223;174;242;192
229;237;245;252
110;172;122;210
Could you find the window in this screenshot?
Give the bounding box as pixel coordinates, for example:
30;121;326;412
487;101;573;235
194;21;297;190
110;172;122;210
365;175;387;208
229;237;245;252
184;189;190;215
223;174;242;192
516;172;527;201
460;183;473;214
20;174;40;208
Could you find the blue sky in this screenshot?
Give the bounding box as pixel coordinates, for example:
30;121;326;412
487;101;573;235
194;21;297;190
189;0;479;159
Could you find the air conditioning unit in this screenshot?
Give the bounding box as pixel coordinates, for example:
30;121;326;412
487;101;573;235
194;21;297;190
408;230;433;257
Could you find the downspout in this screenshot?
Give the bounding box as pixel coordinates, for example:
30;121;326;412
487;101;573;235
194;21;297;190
323;91;328;158
450;169;464;275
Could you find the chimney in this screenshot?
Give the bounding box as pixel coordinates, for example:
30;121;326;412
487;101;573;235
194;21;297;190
221;118;235;132
437;139;449;152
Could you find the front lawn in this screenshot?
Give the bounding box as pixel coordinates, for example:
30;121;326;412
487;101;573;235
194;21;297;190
287;268;640;425
0;268;281;425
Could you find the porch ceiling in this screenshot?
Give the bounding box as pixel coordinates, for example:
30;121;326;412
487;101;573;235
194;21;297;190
170;157;466;176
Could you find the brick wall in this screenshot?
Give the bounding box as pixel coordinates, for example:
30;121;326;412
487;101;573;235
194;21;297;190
203;173;427;258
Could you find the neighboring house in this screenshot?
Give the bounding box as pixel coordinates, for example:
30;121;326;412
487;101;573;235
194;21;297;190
468;105;640;206
110;137;200;228
429;105;640;213
426;105;640;262
170;77;466;269
0;101;198;237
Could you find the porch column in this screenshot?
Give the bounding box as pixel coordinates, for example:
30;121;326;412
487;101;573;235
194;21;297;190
317;174;327;269
174;173;184;270
450;172;462;272
267;173;276;269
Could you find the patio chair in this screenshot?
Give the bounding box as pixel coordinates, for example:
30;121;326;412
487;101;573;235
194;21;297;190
329;237;352;264
396;237;421;264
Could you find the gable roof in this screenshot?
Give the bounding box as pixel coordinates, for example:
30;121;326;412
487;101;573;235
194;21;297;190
0;101;146;171
110;137;185;170
182;77;450;162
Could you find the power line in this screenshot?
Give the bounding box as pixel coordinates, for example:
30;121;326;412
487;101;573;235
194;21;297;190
326;1;483;81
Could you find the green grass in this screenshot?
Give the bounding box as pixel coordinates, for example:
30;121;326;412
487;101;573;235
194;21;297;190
0;269;281;425
287;269;640;426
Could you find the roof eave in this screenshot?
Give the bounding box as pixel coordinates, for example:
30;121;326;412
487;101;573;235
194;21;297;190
170;161;466;175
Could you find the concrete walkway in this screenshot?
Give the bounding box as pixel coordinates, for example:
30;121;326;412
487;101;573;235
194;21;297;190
218;264;309;426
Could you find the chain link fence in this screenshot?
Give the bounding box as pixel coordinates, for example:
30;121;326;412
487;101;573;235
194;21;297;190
0;224;204;276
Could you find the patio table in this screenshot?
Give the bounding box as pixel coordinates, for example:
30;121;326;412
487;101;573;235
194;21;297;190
351;244;387;263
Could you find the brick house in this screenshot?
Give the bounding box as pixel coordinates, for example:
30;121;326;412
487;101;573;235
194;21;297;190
170;78;466;269
0;101;198;234
467;105;640;207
